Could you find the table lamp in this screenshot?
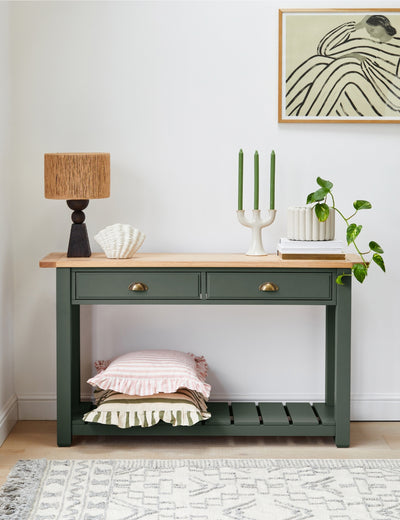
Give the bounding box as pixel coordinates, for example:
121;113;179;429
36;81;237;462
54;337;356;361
44;153;110;257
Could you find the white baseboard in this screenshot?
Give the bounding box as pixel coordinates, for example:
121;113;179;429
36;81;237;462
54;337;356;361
0;394;18;446
351;394;400;421
17;393;93;420
16;393;400;421
17;393;57;420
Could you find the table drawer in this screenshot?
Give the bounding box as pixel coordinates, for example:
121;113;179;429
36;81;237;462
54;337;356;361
206;272;332;300
74;271;201;300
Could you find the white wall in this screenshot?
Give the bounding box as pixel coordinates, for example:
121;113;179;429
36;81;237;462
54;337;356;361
0;3;17;444
9;1;400;420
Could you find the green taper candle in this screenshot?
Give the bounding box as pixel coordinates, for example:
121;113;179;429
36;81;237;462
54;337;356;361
270;150;275;210
238;149;243;210
254;151;259;210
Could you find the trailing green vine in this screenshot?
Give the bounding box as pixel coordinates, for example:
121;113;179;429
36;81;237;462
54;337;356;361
306;177;385;284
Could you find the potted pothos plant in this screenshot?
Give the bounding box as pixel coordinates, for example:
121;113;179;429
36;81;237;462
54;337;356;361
306;177;385;285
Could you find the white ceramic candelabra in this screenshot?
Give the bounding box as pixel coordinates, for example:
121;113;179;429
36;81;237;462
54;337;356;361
237;209;277;255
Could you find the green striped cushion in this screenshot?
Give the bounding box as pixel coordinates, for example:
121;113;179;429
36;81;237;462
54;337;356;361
83;390;211;428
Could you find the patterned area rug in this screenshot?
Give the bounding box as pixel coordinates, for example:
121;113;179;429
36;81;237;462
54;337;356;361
1;459;400;519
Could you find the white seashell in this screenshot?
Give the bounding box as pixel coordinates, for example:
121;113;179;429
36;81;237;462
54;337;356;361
94;223;145;258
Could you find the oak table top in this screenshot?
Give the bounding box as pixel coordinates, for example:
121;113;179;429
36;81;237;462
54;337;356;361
39;252;362;269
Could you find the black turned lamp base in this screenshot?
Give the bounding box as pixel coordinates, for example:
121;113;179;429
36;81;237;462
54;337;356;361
67;200;91;257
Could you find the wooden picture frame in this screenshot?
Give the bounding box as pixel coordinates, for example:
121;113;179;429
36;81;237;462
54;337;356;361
279;8;400;123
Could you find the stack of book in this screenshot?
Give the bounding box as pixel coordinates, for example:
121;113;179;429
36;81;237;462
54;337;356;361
277;238;345;260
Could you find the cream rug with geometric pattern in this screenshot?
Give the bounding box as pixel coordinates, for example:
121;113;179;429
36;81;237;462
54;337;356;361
1;459;400;519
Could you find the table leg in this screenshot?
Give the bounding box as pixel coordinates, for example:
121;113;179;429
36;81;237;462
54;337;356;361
325;305;335;406
56;268;80;447
334;273;352;448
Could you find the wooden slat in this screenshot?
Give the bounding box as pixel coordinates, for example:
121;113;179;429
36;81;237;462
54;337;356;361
259;403;289;425
314;403;335;426
205;402;231;425
231;402;260;425
286;403;319;425
39;252;362;269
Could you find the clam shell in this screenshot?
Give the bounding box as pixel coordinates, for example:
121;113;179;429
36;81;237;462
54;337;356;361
94;223;145;258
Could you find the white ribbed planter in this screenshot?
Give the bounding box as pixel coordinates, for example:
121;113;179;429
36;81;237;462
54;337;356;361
287;206;335;240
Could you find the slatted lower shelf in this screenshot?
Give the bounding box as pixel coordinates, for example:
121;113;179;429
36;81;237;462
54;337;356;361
72;401;335;437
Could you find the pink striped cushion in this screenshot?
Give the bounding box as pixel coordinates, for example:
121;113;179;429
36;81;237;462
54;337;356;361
87;350;211;399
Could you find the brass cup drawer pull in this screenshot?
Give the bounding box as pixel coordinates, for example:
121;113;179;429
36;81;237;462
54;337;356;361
259;282;279;292
128;282;148;292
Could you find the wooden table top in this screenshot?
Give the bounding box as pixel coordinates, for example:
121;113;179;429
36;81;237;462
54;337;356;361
39;252;362;269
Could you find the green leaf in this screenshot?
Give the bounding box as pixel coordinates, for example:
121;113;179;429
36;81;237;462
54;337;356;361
346;223;362;244
315;203;330;222
353;263;368;283
353;200;372;210
372;253;386;272
308;187;329;203
369;241;384;254
336;274;346;285
317;177;333;190
306;192;315;205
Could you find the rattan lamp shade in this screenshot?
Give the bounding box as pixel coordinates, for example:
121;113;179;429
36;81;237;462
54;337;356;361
44;153;110;200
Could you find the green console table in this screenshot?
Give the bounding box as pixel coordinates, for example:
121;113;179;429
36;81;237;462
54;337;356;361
40;252;360;448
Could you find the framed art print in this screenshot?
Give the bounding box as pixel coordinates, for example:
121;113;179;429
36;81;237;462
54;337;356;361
279;9;400;123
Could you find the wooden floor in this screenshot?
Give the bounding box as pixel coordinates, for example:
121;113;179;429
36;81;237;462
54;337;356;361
1;421;400;485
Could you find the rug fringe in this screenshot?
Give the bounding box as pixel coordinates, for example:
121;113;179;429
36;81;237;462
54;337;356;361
0;459;47;518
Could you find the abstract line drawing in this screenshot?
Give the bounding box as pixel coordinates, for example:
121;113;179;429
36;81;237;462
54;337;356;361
279;10;400;123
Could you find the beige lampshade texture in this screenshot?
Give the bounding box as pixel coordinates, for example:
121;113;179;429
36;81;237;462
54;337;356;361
44;153;110;200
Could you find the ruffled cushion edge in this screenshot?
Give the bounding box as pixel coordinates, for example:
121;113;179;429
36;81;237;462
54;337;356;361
83;409;211;428
191;354;208;381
